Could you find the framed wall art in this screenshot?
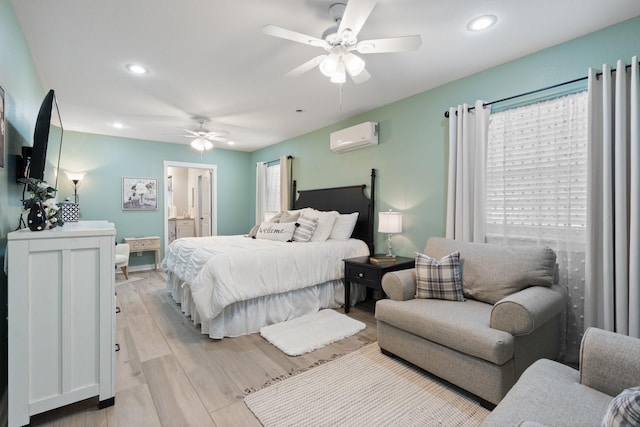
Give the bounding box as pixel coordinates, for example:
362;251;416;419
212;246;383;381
122;177;158;210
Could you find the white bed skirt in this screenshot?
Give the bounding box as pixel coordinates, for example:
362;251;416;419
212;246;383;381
166;272;366;339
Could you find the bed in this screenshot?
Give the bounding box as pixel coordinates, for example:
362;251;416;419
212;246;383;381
162;169;376;338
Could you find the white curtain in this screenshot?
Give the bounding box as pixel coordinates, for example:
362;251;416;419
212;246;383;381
280;155;292;211
446;100;490;242
585;57;640;337
255;162;267;225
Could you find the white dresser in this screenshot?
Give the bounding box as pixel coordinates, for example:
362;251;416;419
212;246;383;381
7;221;116;427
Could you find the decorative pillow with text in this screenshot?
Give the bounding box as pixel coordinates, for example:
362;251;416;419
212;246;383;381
255;222;296;242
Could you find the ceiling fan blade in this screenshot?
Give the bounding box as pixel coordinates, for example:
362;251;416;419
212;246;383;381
178;128;199;136
286;55;327;77
338;0;376;39
204;130;230;138
207;136;229;142
262;24;329;49
348;67;371;84
356;35;423;54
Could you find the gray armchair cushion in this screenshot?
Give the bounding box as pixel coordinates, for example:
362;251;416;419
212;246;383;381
376;298;514;365
481;359;612;427
424;237;557;304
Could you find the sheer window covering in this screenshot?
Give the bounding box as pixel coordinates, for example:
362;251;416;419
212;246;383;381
485;91;589;362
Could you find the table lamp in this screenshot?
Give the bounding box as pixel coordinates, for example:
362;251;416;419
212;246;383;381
378;210;403;257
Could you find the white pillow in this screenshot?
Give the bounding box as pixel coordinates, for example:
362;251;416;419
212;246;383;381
302;208;339;242
330;212;359;240
255;221;296;242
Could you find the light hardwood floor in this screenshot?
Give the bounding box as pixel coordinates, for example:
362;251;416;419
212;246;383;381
30;271;378;426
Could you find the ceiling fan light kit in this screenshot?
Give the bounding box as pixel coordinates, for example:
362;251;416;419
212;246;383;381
190;137;213;151
183;117;230;151
262;0;422;85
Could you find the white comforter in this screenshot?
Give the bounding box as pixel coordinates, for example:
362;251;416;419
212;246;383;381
162;235;369;322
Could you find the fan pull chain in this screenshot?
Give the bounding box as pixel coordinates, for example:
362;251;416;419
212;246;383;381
339;83;343;111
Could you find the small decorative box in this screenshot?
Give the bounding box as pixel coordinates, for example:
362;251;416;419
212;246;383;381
60;202;80;222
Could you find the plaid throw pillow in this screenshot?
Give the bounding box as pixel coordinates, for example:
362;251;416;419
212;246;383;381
415;251;464;301
602;386;640;427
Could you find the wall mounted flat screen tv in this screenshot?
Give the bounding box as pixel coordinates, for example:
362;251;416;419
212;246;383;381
22;89;63;192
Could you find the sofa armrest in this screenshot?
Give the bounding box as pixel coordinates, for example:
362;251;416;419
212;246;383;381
580;327;640;396
381;269;417;301
490;284;567;335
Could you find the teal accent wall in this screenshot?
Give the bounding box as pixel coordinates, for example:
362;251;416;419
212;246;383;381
251;16;640;257
0;0;44;242
57;130;252;266
0;0;46;406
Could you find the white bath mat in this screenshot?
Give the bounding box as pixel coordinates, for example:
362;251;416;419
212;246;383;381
259;309;366;356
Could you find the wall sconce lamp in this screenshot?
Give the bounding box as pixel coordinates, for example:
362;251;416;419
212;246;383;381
378;210;403;257
64;171;85;204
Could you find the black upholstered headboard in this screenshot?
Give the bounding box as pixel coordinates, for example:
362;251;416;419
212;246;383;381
293;169;376;254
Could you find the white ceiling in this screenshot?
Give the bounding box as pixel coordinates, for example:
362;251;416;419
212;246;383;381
10;0;640;152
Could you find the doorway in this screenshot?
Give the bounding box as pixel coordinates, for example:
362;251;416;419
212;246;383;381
163;160;217;251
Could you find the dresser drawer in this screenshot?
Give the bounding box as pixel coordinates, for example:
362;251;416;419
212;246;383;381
345;264;381;289
176;220;193;228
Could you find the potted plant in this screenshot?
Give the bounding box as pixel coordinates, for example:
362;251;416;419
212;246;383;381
19;177;64;231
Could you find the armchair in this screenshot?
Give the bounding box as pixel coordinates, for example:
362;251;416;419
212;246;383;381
375;237;568;404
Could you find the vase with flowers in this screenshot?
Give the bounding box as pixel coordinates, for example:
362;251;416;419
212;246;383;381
19;177;64;231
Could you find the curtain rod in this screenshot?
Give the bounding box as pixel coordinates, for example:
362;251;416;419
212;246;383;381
265;155;294;165
443;61;637;118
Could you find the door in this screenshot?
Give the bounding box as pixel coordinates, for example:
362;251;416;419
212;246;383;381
198;171;212;237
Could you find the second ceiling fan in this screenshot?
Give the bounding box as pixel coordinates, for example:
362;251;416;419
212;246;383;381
263;0;422;84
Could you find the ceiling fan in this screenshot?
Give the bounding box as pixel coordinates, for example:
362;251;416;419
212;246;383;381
180;118;230;151
262;0;422;84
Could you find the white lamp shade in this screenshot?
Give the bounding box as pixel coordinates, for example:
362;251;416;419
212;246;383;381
191;137;213;151
378;211;403;234
319;53;339;77
344;53;365;76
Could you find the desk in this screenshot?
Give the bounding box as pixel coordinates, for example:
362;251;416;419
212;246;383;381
343;255;415;313
124;236;161;270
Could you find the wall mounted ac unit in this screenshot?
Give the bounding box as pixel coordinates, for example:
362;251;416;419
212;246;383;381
330;122;379;153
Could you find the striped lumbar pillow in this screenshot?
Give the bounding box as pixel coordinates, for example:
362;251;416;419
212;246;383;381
292;215;318;242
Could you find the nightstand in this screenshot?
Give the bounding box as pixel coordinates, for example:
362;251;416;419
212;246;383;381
343;255;415;313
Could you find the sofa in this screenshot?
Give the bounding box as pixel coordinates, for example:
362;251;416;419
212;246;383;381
482;327;640;426
375;237;568;405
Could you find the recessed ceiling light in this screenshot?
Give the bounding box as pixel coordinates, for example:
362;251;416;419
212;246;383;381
112;122;125;129
227;141;235;146
467;15;497;32
125;64;149;74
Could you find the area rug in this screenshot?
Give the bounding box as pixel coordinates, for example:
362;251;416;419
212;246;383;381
259;309;366;356
244;343;489;426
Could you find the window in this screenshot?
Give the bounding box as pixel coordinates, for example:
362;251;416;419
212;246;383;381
485;91;588;242
265;162;281;213
485;91;589;362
